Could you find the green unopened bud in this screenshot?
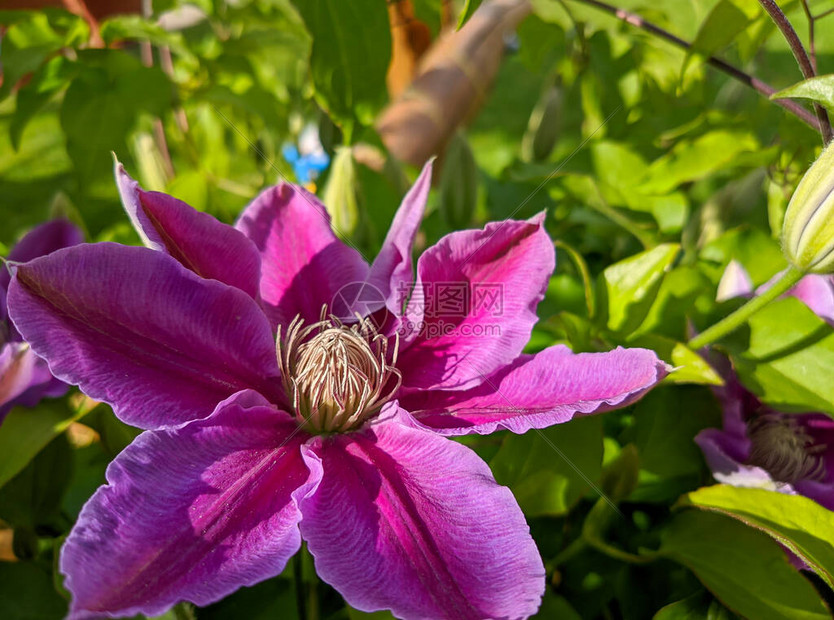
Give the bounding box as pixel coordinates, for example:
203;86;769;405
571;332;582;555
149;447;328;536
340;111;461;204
522;85;562;162
439;132;478;228
322;146;359;236
782;142;834;274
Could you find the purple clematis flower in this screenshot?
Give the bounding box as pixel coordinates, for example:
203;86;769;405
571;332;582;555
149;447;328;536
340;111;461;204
695;359;834;510
1;219;83;424
700;262;834;510
7;161;668;619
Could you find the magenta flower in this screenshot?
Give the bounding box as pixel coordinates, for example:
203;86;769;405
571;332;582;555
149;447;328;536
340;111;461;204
696;361;834;510
1;219;83;424
7;162;667;619
702;263;834;510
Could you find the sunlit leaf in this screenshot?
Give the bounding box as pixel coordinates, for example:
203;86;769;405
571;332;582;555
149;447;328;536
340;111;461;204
772;75;834;112
680;485;834;590
660;511;830;619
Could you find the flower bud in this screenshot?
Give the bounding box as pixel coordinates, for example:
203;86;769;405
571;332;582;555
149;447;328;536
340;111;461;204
782;142;834;274
522;85;562;162
322;146;359;237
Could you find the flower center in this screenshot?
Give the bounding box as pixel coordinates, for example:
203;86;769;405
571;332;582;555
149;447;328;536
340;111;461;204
746;414;827;484
276;310;401;433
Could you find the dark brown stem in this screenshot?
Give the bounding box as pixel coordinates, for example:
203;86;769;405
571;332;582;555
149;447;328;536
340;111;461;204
568;0;821;132
799;0;816;73
757;0;832;143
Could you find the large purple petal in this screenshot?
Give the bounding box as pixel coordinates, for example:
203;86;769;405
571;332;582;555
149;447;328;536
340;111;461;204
396;215;555;391
116;163;262;299
236;184;369;328
299;407;544;619
401;345;668;435
7;243;283;429
62;391;320;619
1;218;83;324
367;160;433;316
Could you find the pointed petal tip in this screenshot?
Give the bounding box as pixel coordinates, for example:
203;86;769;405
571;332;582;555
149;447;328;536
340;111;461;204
529;210;548;225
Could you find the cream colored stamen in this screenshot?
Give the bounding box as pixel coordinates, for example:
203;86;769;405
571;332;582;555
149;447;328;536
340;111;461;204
276;309;401;433
747;414;827;484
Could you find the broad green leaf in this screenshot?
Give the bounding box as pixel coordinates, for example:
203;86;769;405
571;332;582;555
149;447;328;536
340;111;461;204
634;265;713;340
598;244;680;334
291;0;391;132
0;433;73;528
0;562;68;619
639;131;759;194
10;55;78;150
732;297;834;415
629;335;722;386
0;400;83;489
684;0;760;73
660;511;830;619
626;386;721;502
654;592;737;619
680;485;834;590
772;75;834;112
490;416;603;516
60;55;172;188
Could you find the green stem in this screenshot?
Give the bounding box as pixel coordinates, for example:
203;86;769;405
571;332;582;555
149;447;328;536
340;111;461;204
584;536;657;565
554;240;596;318
589;179;656;249
551;536;588;567
688;266;805;349
294;552;307;620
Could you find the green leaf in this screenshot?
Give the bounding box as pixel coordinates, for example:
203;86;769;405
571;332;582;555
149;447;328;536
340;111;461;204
660;510;830;619
0;10;85;102
699;227;787;286
10;55;78;150
200;576;297;619
772;74;834;112
680;485;834;591
626;386;721;502
490;416;603;516
457;0;484;29
639;131;759;195
684;0;760;73
630;335;722;385
654;591;737;620
290;0;391;132
598;244;681;334
99;14;196;64
60;54;172;187
732;297;834;415
0;561;68;620
0;433;73;528
0;400;82;490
